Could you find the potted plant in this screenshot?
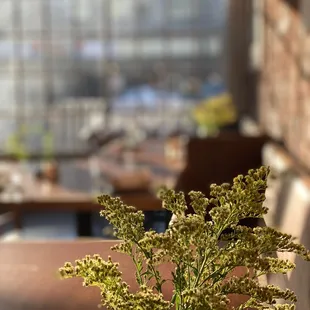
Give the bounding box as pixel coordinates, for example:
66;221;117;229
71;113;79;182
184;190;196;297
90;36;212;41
59;166;310;309
6;124;58;184
4;125;31;201
192;93;238;137
5;124;29;163
40;129;58;184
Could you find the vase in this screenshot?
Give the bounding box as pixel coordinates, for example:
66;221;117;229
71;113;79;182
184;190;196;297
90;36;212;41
41;160;59;184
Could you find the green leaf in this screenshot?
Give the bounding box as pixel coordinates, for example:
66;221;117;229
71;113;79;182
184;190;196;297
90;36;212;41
170;292;177;304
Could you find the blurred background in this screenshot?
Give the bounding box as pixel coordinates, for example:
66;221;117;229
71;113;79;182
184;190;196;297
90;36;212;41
1;0;310;307
0;0;228;153
0;0;231;239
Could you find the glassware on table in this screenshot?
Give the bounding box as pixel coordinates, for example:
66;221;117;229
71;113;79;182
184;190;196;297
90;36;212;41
89;155;113;195
4;171;24;203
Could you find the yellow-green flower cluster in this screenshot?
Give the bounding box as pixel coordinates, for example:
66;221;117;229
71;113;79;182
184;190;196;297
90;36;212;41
192;93;237;132
59;255;171;310
59;166;310;310
59;255;122;287
98;195;145;242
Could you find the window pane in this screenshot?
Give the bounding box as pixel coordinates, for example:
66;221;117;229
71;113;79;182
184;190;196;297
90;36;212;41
0;41;38;61
170;38;199;57
21;0;42;32
23;61;43;74
0;0;13;36
135;0;165;32
111;0;135;35
12;41;43;71
0;40;15;61
51;0;71;35
170;0;198;21
114;40;135;59
199;0;228;29
141;39;165;58
201;37;223;57
82;0;102;30
209;37;222;56
70;0;102;31
80;40;104;59
0;79;16;149
0;79;15;109
24;76;44;106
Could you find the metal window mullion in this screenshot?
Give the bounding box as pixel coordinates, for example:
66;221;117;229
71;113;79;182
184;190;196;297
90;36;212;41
41;0;54;149
133;0;143;128
68;0;82;152
102;0;113;127
12;1;25;139
161;0;173;135
75;0;84;152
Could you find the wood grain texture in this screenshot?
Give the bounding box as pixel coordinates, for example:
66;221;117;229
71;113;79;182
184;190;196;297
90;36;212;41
0;241;250;310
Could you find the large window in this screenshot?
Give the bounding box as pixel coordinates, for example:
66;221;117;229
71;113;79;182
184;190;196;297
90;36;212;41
169;0;199;21
0;0;228;155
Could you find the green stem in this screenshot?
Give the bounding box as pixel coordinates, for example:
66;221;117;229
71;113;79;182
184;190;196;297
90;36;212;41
132;254;144;286
130;237;163;293
199;265;235;288
138;245;163;293
193;251;209;287
174;264;185;310
193;212;235;288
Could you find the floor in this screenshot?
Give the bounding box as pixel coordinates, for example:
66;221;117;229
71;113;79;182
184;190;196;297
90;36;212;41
1;211;167;241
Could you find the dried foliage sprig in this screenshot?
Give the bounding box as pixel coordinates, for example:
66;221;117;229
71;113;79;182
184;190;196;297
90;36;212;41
59;166;310;310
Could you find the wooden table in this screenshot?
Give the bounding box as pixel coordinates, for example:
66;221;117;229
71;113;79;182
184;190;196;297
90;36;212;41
79;139;185;192
2;171;164;236
0;240;173;310
2;140;184;236
0;240;249;310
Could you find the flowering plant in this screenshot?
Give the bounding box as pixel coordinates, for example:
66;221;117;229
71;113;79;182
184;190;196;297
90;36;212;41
59;166;310;309
5;124;54;161
192;93;237;136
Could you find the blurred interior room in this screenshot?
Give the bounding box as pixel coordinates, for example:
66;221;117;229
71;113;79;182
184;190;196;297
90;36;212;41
0;0;230;240
1;0;310;309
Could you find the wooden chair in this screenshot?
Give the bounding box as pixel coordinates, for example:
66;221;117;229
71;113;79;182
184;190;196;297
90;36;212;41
171;133;267;227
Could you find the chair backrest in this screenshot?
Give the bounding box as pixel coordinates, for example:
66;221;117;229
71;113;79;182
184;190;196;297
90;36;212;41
174;134;267;225
176;134;266;194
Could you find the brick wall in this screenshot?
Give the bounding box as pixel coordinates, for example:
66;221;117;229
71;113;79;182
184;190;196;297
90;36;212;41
259;0;310;169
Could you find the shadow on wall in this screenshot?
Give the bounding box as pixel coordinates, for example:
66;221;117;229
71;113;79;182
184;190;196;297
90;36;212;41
288;207;310;309
272;170;297;228
265;178;310;309
266;174;310;309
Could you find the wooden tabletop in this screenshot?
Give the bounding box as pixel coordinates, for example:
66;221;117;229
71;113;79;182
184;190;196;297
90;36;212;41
0;162;164;212
0;240;249;310
0;139;184;234
1;139;183;205
78;139;185;192
0;240;173;310
104;139;185;172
